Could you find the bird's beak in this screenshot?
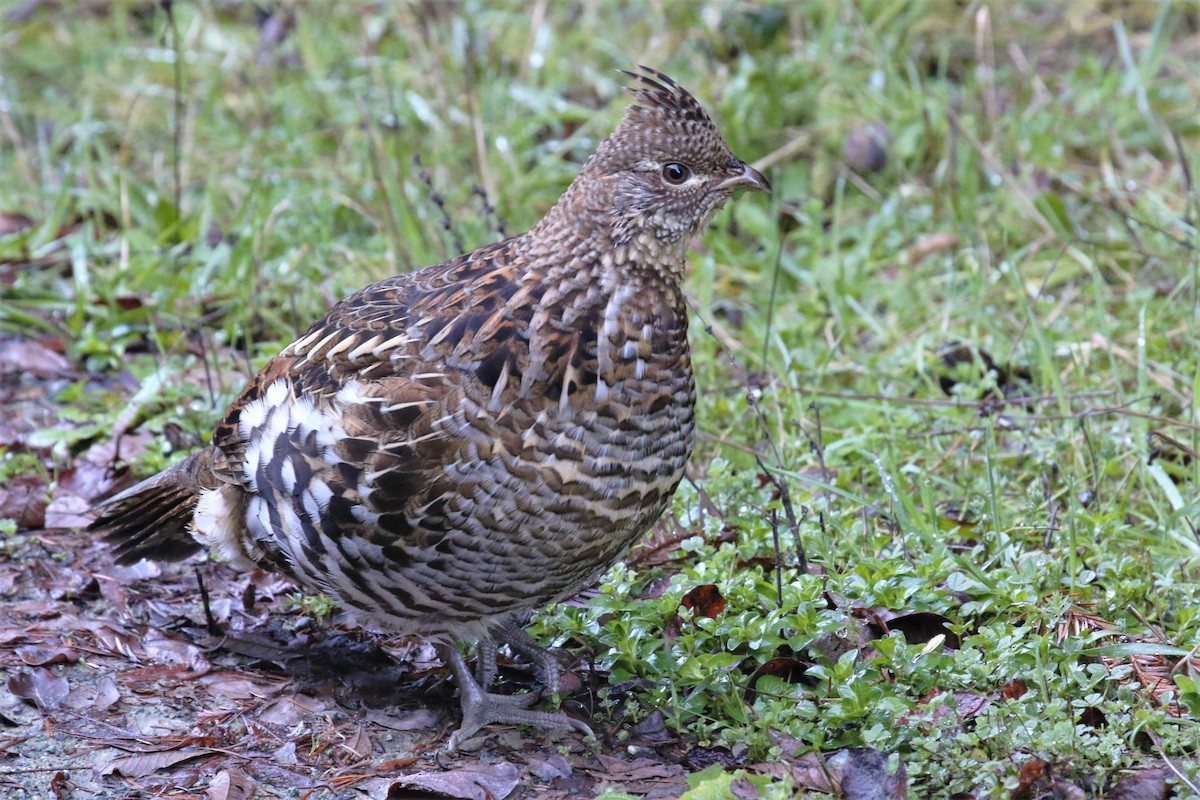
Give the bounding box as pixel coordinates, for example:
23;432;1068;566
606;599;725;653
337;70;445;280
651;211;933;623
719;162;771;193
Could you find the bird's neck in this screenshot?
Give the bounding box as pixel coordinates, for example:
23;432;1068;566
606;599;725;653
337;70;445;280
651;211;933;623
526;179;690;281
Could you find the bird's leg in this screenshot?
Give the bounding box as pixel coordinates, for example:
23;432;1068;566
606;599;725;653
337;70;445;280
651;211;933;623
474;635;497;689
438;641;593;751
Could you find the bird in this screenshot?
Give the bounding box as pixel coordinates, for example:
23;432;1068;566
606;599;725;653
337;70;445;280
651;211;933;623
89;66;769;747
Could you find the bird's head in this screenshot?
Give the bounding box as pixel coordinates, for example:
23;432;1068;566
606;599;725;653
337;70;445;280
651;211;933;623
572;66;769;260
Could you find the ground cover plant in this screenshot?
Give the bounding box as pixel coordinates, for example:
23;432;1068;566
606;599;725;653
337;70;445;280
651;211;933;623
1;1;1198;797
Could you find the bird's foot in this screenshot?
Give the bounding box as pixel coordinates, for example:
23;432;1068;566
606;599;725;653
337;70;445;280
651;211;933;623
500;623;570;696
439;642;593;751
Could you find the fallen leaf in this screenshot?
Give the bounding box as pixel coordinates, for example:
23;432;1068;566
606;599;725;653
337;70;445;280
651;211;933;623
92;676;121;712
1107;768;1169;800
1012;757;1050;800
857;609;961;650
750;751;840;793
527;754;572;781
631;709;673;743
0;210;35;236
257;694;324;727
364;707;439;731
43;494;95;530
273;741;297;765
200;672;285;700
683;746;743;770
87;622;144;661
0;474;47;529
680;584;726;619
16;644;79;666
142;631;210;670
362;762;520;800
8;668;70;712
587;754;683;782
64;675;120;714
108;558;162;584
101;748;214;778
341;726;372;760
207;767;256;800
0;338;72;378
665;583;728;639
49;770;70;800
832;748;906;800
1001;679;1028;700
731;775;761;799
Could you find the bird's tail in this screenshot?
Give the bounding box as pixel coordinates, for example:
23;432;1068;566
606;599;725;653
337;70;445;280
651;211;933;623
89;448;216;564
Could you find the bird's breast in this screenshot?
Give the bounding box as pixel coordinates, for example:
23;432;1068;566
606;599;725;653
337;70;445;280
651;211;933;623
490;274;695;527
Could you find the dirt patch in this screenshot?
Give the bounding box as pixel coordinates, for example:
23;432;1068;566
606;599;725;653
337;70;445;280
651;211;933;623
0;528;690;798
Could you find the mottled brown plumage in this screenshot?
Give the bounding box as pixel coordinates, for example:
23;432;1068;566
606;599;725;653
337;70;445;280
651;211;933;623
90;66;768;745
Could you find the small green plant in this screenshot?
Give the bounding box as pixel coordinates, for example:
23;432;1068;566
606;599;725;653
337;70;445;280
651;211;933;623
282;592;339;623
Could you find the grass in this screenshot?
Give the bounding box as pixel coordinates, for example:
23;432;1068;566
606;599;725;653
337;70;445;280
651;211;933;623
3;0;1199;795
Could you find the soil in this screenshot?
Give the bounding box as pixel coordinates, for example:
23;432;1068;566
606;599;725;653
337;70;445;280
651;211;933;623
0;527;696;799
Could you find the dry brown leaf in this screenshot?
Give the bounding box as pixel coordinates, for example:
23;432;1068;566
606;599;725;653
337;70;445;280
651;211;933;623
341;726;372;760
200;672;286;701
680;583;726;619
141;631;211;674
750;752;840;794
587;754;683;782
15;644;79;667
207;767;256;800
363;708;439;731
856;608;961;650
91;676;121;712
257;693;324;726
833;748;906;800
362;762;520;800
43;494;94;530
1107;768;1169;800
0;473;47;529
0;338;71;378
0;210;35;236
87;622;144;661
8;667;70;712
101;748;214;778
526;754;572;781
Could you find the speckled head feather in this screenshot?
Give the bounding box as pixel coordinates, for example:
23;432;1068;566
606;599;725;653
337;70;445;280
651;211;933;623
623;66;718;129
563;66;768;254
584;65;734;177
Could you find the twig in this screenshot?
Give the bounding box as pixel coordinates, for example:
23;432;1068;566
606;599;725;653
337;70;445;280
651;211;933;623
1042;465;1060;549
770;509;783;609
755;453;807;574
1148;729;1200;795
750;130;812;173
804;402;828;481
196;567;222;636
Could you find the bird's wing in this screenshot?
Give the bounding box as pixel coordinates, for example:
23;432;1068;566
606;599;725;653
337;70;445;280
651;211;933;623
208;236;531;489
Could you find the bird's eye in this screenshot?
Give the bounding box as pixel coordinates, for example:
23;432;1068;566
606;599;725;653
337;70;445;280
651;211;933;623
661;162;691;185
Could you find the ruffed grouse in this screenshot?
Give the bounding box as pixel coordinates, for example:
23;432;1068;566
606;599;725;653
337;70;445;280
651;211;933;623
90;66;768;745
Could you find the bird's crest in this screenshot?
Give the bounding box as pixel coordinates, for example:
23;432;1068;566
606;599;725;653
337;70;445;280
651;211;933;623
577;65;733;180
621;65;717;130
